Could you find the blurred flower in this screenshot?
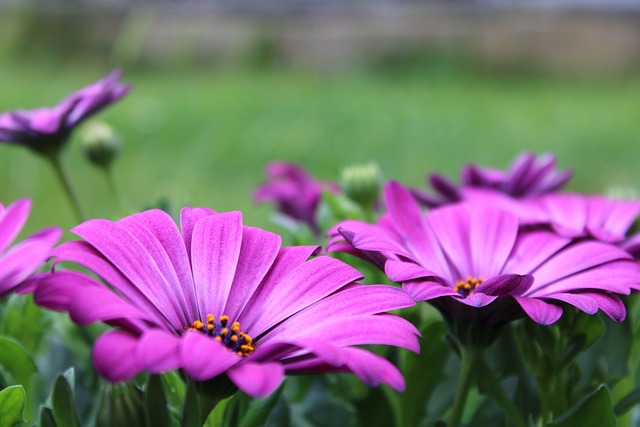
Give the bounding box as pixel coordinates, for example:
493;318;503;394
341;162;383;212
0;199;61;299
330;182;640;345
24;207;418;397
0;69;130;157
414;152;572;208
254;162;339;235
80;121;122;169
526;193;640;243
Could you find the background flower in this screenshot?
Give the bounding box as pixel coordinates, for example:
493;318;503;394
0;198;61;299
414;152;572;208
254;161;339;235
25;207;418;397
0;69;130;156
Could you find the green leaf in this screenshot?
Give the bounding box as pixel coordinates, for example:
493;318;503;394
401;320;451;427
239;386;284;427
144;376;169;427
0;337;38;387
0;295;49;354
0;385;26;427
50;371;80;427
546;385;616;427
181;382;200;427
614;386;640;417
38;406;56;427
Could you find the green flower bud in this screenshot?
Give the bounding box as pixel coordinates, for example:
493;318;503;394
341;162;383;211
80;121;122;169
96;382;145;427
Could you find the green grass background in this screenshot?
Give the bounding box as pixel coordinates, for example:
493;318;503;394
1;59;640;238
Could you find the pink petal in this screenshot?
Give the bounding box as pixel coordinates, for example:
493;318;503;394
385;182;447;269
118;210;198;323
239;245;320;328
223;226;282;321
512;296;563;325
179;207;216;260
338;347;406;392
72;219;187;329
227;362;285;397
135;330;182;373
190;212;243;317
53;240;171;329
93;331;142;382
0;198;30;252
243;256;362;335
179;332;239;381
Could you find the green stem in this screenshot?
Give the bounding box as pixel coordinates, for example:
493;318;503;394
476;358;528;427
449;346;481;427
105;166;127;216
48;155;86;223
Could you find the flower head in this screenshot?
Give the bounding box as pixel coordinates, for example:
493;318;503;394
414;152;572;208
0;199;61;299
0;70;130;157
331;182;640;343
24;207;418;397
254;162;339;235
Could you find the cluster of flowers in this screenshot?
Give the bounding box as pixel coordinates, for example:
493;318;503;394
2;70;640;424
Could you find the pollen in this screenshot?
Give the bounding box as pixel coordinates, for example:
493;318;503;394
183;313;254;357
454;277;484;297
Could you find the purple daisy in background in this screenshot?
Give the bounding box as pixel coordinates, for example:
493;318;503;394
254;161;339;235
414;152;572;208
0;199;61;299
0;69;130;156
526;193;640;243
23;207;418;397
330;182;640;343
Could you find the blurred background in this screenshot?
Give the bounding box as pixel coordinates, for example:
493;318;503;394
1;0;640;236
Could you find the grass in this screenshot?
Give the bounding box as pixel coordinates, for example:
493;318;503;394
1;60;640;238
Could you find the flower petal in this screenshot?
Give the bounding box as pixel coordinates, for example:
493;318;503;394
474;274;533;296
227;361;285;397
190;212;243;317
223;226;282;321
179;207;216;260
72;219;187;329
512;296;563;325
118;210;198;323
244;256;362;335
136;330;182;374
179;332;239;381
93;331;142;382
337;347;406;392
0;198;30;252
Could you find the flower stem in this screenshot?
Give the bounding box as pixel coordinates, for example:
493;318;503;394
449;346;481;427
48;154;86;223
476;358;528;427
105;166;127;216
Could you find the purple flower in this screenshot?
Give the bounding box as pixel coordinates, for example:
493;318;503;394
23;207;418;397
0;70;130;156
525;193;640;243
331;182;640;335
415;152;572;208
254;162;339;235
0;199;61;299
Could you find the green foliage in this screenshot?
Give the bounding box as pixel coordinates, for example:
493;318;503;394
50;370;81;427
0;386;26;427
547;385;616;427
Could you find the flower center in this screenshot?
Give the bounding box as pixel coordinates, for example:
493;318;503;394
185;314;255;357
454;277;484;297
